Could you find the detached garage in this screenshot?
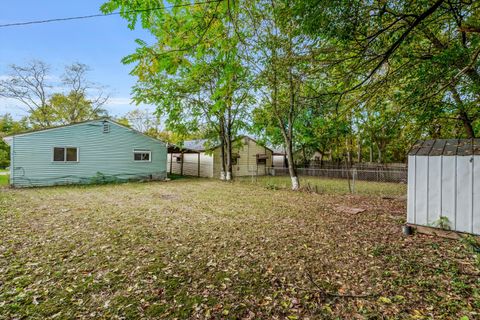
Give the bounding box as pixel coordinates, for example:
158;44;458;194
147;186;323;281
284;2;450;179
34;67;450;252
407;139;480;235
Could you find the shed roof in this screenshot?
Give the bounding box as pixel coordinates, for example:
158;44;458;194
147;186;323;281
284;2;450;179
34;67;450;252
409;139;480;156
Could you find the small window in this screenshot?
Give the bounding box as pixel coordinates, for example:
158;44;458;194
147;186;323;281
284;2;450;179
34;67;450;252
256;154;268;165
103;123;110;133
232;153;240;165
54;147;65;161
53;147;78;162
175;155;183;163
134;150;151;162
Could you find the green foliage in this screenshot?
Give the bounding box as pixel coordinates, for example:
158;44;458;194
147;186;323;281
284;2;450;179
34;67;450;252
461;235;480;268
103;0;480;170
434;216;452;230
102;0;252;166
45;92;107;125
0;114;29;168
0;174;8;186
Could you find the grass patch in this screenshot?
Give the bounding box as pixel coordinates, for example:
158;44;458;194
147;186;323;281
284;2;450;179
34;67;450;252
0;174;9;185
237;175;407;197
0;179;477;319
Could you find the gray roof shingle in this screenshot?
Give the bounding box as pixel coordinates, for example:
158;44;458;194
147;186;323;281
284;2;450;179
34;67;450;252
409;139;480;156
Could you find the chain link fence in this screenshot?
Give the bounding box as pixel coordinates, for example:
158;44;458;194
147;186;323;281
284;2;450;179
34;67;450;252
267;166;407;183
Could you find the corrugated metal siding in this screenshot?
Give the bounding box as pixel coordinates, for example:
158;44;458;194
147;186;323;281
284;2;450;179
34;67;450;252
408;155;480;235
167;153;214;177
11;120;167;187
272;155;287;168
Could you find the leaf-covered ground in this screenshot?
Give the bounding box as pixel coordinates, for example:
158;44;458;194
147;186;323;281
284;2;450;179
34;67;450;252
0;179;478;319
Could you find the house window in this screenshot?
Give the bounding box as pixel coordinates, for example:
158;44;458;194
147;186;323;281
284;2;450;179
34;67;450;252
256;154;268;165
134;150;151;162
53;147;78;162
232;153;240;165
257;158;267;165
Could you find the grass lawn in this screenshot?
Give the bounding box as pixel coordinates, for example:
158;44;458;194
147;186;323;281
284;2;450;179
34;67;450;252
236;176;407;197
0;173;9;186
0;179;478;319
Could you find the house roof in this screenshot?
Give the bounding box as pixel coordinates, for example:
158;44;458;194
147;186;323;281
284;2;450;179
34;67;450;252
271;147;286;155
178;136;274;153
408;139;480;156
2;118;167;146
183;139;209;152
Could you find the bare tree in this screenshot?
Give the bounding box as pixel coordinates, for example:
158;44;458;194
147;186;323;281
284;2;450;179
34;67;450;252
123;108;161;134
0;60;109;128
0;60;52;127
62;62;109;121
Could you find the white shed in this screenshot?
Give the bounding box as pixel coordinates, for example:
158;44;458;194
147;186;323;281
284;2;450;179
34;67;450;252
407;139;480;235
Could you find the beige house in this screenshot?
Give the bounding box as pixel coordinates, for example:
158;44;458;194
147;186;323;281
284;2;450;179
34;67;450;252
168;136;273;178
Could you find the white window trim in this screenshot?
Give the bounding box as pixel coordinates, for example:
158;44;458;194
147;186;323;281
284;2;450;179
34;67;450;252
52;146;79;163
133;149;152;162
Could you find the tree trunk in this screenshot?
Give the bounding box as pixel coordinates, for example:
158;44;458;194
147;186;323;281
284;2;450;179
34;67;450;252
286;62;299;190
285;138;299;190
357;137;362;163
226;94;234;180
219;117;226;180
225;117;233;181
376;143;382;163
458;110;475;138
450;86;476;138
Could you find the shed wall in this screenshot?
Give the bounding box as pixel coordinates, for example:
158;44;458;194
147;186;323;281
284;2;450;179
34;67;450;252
408;155;480;234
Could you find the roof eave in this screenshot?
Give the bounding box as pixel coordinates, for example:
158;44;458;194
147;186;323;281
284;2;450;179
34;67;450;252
2;136;12;146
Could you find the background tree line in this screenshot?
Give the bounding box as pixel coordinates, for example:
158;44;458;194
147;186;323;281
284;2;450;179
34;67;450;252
2;0;479;190
100;0;479;189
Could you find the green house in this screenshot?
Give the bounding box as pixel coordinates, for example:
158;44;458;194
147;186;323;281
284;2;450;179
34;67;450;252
2;119;167;187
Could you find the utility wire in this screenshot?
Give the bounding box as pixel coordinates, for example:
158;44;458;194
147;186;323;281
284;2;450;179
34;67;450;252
0;0;222;28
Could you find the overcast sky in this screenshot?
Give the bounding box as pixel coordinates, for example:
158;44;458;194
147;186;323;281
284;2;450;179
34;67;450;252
0;0;156;119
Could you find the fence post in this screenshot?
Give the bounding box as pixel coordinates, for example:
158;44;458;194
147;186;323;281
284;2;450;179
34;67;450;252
352;168;356;193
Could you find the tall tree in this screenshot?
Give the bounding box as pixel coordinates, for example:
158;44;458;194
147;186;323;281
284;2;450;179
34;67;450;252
101;0;252;180
0;61;109;127
296;0;480;138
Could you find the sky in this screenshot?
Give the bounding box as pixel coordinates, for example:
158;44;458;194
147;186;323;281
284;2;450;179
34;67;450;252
0;0;156;119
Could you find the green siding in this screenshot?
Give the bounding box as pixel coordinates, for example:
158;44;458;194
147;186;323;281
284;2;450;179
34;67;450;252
10;120;167;187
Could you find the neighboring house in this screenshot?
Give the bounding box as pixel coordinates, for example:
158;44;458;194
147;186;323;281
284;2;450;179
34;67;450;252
168;136;273;178
2;119;167;187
